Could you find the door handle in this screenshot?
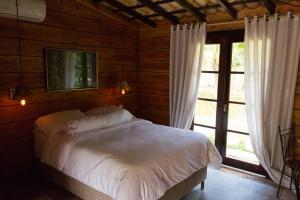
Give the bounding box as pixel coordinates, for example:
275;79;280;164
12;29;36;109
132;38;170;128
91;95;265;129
223;104;228;112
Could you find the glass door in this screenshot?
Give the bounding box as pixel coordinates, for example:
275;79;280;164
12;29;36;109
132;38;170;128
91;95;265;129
193;30;264;175
223;42;262;173
193;44;220;145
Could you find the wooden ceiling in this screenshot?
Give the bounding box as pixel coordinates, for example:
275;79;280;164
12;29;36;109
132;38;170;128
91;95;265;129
91;0;287;27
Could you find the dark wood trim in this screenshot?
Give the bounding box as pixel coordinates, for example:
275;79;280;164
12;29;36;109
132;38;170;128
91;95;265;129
174;0;206;22
223;157;267;176
146;0;262;18
227;129;249;135
220;34;232;159
205;30;245;43
201;70;219;73
262;0;275;14
96;0;275;27
213;37;225;156
98;0;156;27
230;71;244;74
228;101;245;105
198;98;217;102
134;0;260;11
131;0;174;9
194;29;265;175
137;0;179;24
216;0;237;18
193;123;216;130
93;0;105;3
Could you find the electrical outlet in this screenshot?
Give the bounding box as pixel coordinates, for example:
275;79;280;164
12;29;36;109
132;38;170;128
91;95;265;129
9;88;15;99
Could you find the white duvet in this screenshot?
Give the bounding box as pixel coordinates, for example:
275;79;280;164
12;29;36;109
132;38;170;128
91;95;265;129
41;119;221;200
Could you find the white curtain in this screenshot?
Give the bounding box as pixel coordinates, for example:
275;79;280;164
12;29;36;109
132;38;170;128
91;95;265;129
245;13;300;186
170;23;206;129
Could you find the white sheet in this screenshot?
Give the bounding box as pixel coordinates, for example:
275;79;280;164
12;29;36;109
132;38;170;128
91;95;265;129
40;119;221;200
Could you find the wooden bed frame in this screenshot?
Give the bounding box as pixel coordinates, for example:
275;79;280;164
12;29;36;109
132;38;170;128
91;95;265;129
40;163;207;200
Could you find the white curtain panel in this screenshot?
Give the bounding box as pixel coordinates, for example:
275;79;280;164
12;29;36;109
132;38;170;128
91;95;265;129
169;23;206;129
245;13;300;186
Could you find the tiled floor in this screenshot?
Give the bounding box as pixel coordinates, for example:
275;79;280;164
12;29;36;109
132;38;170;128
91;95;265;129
1;166;296;200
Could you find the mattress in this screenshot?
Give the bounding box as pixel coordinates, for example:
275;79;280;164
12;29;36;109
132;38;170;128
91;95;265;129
37;118;221;200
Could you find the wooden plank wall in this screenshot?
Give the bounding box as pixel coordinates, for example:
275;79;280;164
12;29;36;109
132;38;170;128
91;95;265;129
138;22;170;125
0;0;139;164
138;3;300;127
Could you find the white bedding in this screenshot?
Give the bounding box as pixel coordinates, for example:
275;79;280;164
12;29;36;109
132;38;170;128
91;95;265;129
40;118;221;200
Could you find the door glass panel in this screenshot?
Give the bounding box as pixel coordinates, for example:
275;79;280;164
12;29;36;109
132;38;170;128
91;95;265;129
193;37;260;173
231;42;245;72
202;44;220;71
229;74;245;102
226;132;259;164
228;103;248;133
194;100;217;127
193;125;215;144
198;73;218;100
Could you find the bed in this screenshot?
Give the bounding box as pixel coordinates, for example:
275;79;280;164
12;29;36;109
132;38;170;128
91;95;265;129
34;107;221;200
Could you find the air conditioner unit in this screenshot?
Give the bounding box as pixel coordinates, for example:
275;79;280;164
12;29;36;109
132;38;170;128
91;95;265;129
0;0;46;23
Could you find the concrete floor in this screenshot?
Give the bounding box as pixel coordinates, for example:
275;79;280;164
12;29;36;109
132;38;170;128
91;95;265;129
3;166;296;200
183;167;296;200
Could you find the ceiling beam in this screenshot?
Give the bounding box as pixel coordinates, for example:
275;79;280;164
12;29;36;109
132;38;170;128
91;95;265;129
114;0;173;13
132;0;174;9
146;0;261;18
174;0;206;21
95;0;156;27
262;0;275;14
137;0;179;24
216;0;237;18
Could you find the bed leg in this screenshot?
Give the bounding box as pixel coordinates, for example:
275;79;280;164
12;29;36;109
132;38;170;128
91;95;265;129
201;181;205;190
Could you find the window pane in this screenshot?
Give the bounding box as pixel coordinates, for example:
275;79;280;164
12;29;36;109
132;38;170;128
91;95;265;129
202;44;220;71
231;42;245;72
193;125;215;144
228;103;248;133
229;74;245;102
226;132;259;164
194;100;217;127
198;73;218;99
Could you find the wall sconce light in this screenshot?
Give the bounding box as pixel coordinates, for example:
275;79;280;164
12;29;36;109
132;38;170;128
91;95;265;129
10;85;31;106
118;81;130;95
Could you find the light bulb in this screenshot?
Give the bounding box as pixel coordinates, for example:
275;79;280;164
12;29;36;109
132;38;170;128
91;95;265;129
121;89;125;95
20;99;26;106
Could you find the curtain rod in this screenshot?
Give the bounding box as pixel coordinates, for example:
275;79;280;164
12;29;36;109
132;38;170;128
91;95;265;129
207;19;244;27
246;12;300;23
173;21;242;30
211;12;300;25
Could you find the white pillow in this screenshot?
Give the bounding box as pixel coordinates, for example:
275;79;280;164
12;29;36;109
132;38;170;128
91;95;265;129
85;105;121;116
35;109;85;135
65;109;134;135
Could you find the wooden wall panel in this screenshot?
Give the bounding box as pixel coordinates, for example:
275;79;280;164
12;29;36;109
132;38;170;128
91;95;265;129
294;71;300;130
138;24;170;125
0;0;138;164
